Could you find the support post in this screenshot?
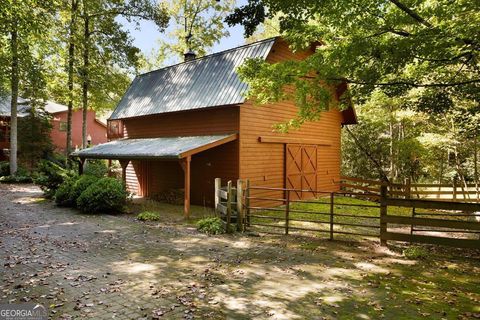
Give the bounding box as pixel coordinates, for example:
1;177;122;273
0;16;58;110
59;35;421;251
226;180;232;233
237;179;244;232
329;192;334;240
405;177;411;199
119;159;129;186
380;184;388;246
245;180;251;227
214;178;221;215
285;190;290;235
453;177;457;201
180;156;191;219
78;158;85;175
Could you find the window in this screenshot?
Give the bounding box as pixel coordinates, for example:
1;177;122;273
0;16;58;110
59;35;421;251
108;120;123;139
59;121;67;132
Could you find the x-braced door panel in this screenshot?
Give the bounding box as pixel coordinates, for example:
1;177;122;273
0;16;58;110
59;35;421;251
286;144;318;200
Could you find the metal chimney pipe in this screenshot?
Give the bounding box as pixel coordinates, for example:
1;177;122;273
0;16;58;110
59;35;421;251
184;50;196;62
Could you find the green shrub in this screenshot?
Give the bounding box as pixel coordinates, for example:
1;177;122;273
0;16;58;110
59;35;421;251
77;177;127;213
0;161;9;176
55;177;77;206
84;160;108;178
196;217;225;235
0;162;32;183
137;211;161;221
403;246;429;259
0;174;32;183
34;160;75;198
69;175;98;204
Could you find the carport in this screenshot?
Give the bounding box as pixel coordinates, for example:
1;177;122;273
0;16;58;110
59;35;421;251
71;134;237;217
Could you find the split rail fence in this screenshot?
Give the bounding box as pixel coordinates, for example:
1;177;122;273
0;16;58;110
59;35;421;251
215;178;480;249
339;176;480;202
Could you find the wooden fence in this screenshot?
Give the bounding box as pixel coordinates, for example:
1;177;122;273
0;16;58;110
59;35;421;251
380;185;480;248
214;178;245;232
244;186;381;239
229;180;480;249
339;176;480;202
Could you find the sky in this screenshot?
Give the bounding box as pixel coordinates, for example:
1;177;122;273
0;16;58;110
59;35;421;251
119;0;248;65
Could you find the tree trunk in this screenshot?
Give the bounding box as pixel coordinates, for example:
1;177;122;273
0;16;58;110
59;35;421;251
66;0;77;157
9;20;19;175
81;5;89;149
474;133;478;200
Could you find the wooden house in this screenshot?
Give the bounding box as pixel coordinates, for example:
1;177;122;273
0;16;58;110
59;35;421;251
72;37;356;216
0;97;107;160
45;101;107;152
0;96;29;161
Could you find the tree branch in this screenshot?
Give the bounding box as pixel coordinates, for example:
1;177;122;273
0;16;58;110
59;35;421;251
344;125;390;183
339;78;480;88
388;0;432;28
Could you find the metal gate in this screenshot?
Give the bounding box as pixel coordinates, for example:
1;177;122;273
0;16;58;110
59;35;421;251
285;144;317;199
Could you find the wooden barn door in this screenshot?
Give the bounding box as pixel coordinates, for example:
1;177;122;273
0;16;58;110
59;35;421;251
285;144;317;199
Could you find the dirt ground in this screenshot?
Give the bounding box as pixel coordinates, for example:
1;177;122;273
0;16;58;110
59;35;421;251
1;183;479;320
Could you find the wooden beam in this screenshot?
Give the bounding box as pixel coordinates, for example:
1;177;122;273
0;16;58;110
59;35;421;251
382;232;480;249
384;215;480;231
119;159;129;185
179;134;238;158
180;156;191;218
258;136;331;146
385;198;480;212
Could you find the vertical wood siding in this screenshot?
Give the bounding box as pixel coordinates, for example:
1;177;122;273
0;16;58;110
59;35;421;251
239;39;343;205
122;106;239;138
191;140;239;206
122;106;240;205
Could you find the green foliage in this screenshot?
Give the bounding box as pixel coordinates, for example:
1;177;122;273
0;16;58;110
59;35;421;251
342;90;480;183
403;246;429;260
18;107;54;167
68;175;98;205
137;211;161;221
141;0;236;71
76;177;127;214
0;165;32;183
196;217;225;235
34;160;76;198
227;0;479;130
0;161;10;177
0;174;32;183
84;160;108;178
54;177;77;207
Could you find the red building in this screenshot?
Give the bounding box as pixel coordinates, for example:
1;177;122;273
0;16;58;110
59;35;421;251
73;38;356;215
0;97;107;160
45;101;107;152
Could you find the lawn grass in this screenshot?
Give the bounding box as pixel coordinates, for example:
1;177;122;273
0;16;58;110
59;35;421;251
249;195;458;239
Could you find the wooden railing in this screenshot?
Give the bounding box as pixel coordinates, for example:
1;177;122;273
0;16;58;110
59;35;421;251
239;181;480;249
214;178;245;232
379;185;480;249
244;186;381;239
339;176;480;203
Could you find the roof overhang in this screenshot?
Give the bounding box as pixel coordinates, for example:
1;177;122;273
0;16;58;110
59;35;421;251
70;134;238;160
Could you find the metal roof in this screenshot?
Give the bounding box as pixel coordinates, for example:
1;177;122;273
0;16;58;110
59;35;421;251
44;101;68;114
109;38;277;120
0;95;29;117
71;134;237;159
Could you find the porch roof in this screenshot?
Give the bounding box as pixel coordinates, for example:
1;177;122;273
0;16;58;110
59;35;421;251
71;134;237;160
